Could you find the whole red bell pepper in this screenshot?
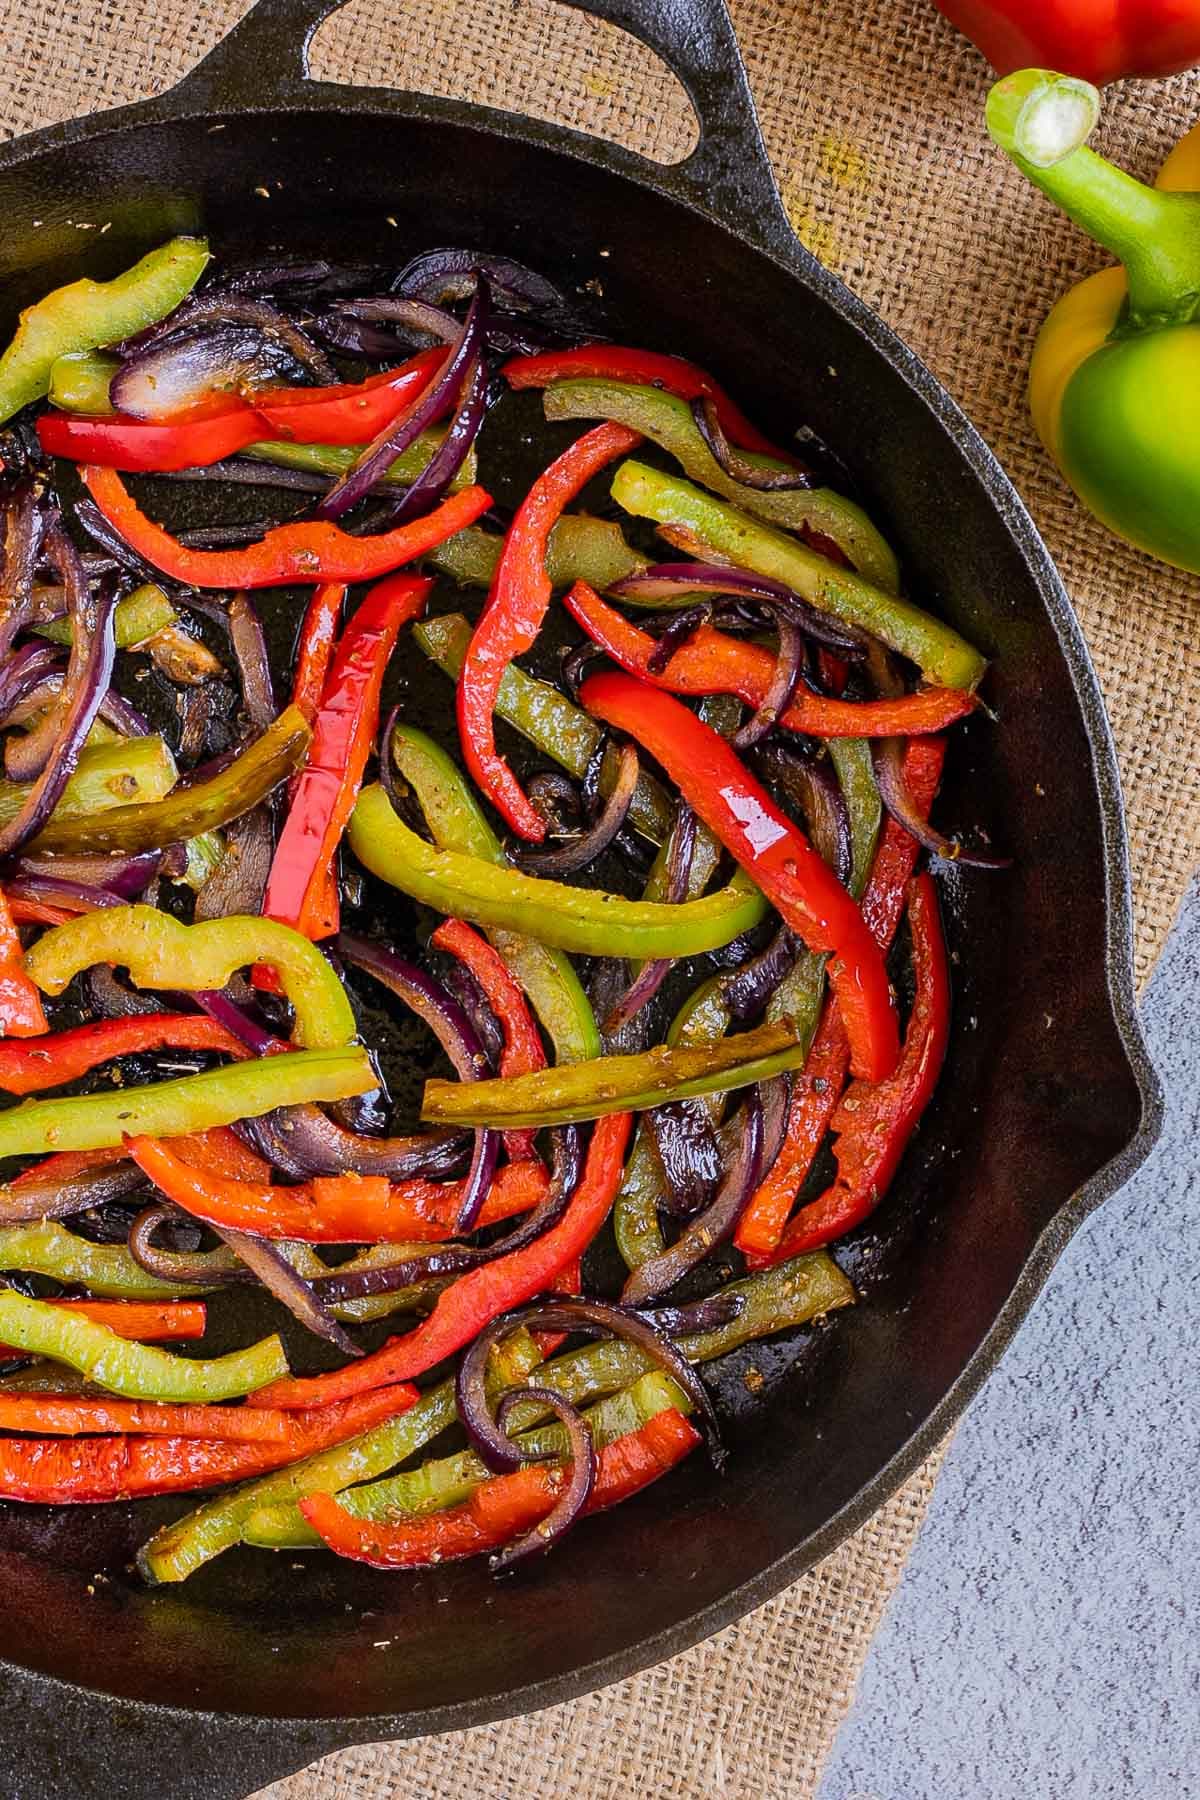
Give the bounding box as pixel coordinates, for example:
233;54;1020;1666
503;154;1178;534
300;1406;700;1568
0;1013;247;1095
580;671;899;1083
933;0;1200;83
261;573;430;942
563;581;975;739
0;1384;418;1503
503;345;794;462
431;917;546;1160
81;466;491;590
735;736;946;1258
254;1110;632;1408
126;1134;548;1243
457;423;641;841
0;886;47;1037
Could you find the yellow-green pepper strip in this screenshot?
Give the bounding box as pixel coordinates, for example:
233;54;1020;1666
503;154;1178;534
0;735;177;835
428;513;647;593
423;1014;814;1129
412;613;674;843
35;582;179;650
0;1047;373;1157
139;1377;460;1583
0;238;210;425
28;702;309;854
828;738;882;900
544;378;901;594
0;1221;216;1299
27;904;356;1049
48;351;120;414
612;460;987;692
0;1290;285;1400
352;782;766;965
390;723;599;1063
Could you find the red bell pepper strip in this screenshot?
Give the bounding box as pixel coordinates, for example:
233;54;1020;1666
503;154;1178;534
431;917;546;1161
261;573;431;943
81;466;492;591
503;345;794;462
0;1299;206;1353
255;1110;633;1408
0;1383;418;1503
37;350;449;471
563;582;976;739
457;423;642;841
735;736;947;1257
3;895;77;926
292;583;346;726
770;872;950;1258
126;1135;549;1243
580;671;899;1082
0;1395;297;1442
0;1013;247;1095
933;0;1200;85
0;886;47;1037
300;1405;700;1567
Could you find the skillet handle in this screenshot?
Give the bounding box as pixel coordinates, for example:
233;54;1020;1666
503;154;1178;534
172;0;797;258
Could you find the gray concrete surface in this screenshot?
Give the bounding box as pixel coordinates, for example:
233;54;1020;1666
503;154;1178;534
818;882;1200;1800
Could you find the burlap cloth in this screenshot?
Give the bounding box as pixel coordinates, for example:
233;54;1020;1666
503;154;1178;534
0;0;1195;1791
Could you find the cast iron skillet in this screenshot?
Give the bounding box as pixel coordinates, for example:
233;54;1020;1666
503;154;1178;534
0;1;1162;1794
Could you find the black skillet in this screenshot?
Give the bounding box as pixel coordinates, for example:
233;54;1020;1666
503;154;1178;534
0;0;1162;1794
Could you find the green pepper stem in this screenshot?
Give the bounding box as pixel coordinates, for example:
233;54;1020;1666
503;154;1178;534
987;69;1200;327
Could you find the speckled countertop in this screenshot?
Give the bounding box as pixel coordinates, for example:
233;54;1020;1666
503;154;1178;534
818;883;1200;1800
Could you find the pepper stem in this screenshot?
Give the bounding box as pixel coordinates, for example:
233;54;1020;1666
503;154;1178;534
987;69;1200;328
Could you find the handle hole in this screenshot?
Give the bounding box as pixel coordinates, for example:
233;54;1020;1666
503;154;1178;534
308;0;699;165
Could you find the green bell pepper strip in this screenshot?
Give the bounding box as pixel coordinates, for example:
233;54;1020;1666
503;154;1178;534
0;1221;214;1299
412;613;674;843
828;738;883;900
611;460;987;692
389;723;599;1063
27;702;310;854
139;1377;460;1583
0;1290;285;1401
427;514;647;593
242;432;477;491
0;735;177;837
351;782;766;964
544;377;901;593
0;1047;374;1157
35;582;180;650
0;237;209;426
27;904;356;1049
422;1014;813;1129
48;351;121;414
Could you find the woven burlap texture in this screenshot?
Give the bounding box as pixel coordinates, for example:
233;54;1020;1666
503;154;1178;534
0;0;1194;1794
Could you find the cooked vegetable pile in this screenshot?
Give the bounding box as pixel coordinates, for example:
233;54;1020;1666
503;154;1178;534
0;239;1001;1580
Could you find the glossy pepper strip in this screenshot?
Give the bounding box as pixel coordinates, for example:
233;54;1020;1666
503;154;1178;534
81;465;492;591
611;460;987;692
126;1136;548;1243
300;1406;700;1568
0;1395;298;1442
262;575;429;943
0;1290;287;1401
432;918;546;1161
0;886;47;1038
0;1384;417;1505
0;237;209;425
292;583;345;724
936;0;1200;84
457;422;642;841
735;736;946;1256
254;1111;633;1409
503;345;793;461
582;672;899;1082
0;1299;205;1354
563;582;976;738
26;904;357;1049
349;782;765;961
28;706;307;856
771;873;951;1258
0;1013;248;1095
0;1046;374;1158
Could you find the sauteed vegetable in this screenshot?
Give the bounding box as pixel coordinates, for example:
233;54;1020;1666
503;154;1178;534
0;240;1001;1581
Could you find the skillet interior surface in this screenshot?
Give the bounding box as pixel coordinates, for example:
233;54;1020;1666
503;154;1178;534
0;96;1154;1740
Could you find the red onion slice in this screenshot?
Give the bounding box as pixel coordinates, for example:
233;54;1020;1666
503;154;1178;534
490;1389;596;1573
0;479;51;660
0;1163;149;1226
239;1104;467;1182
213;1222;362;1357
226;592;276;730
646;1100;725;1219
112;295;334;418
692;395;816;491
381;353;490;526
193;807;274;922
513;740;639;878
733;615;806;750
757;743;853;888
12;850;161;901
601;804;698;1040
127;1207;248;1286
718;922;800;1024
872;738;1011;870
394;248;567;315
612;563;866;657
